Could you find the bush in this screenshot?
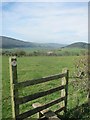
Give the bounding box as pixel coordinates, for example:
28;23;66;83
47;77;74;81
13;50;26;56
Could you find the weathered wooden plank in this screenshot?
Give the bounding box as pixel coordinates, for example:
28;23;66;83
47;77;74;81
32;103;61;120
60;69;69;114
60;69;66;110
32;103;49;119
17;73;67;88
17;96;66;119
17;85;65;105
9;57;19;119
44;110;60;120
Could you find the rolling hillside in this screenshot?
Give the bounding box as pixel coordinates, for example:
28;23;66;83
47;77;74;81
0;36;36;48
0;36;89;49
0;36;65;49
64;42;89;49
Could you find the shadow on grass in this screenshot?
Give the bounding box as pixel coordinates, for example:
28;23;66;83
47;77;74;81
61;103;90;120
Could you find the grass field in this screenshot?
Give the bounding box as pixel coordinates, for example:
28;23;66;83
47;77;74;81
2;55;90;119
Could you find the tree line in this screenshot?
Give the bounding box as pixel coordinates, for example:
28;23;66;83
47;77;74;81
1;49;88;57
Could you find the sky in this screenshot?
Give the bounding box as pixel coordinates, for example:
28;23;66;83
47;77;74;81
1;1;88;44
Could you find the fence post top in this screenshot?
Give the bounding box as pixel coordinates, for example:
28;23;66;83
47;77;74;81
9;56;17;66
10;56;17;60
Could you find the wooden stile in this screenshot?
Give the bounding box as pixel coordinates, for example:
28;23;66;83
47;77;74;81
32;103;61;120
9;57;69;119
17;96;65;119
9;57;19;119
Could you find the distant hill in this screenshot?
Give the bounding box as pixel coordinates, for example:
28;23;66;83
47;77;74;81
0;36;65;49
64;42;89;49
0;36;36;48
0;36;89;49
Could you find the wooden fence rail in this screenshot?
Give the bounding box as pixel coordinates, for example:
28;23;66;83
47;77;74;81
9;57;69;120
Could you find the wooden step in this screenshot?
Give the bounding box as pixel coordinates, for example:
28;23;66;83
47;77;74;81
32;102;61;120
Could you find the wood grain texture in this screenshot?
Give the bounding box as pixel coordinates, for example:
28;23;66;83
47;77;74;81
9;57;19;119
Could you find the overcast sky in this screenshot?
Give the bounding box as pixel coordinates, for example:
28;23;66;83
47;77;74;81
1;2;88;44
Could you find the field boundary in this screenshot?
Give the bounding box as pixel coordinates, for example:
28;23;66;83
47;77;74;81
9;57;69;120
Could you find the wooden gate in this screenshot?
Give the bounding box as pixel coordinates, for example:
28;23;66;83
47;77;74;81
9;57;69;120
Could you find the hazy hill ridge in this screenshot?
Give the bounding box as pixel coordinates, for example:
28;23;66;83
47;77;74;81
0;36;35;48
0;36;66;49
0;36;89;49
65;42;89;49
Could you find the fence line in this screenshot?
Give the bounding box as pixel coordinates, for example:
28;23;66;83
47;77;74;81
16;72;67;88
9;57;69;120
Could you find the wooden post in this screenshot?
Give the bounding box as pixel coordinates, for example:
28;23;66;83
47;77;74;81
61;69;69;114
9;57;19;119
65;69;69;113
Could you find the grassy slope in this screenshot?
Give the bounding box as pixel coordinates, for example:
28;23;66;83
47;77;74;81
2;56;90;119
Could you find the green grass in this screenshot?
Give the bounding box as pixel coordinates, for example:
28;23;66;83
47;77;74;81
2;56;90;119
54;48;87;56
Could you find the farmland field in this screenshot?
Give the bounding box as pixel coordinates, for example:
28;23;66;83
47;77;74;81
2;55;90;119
